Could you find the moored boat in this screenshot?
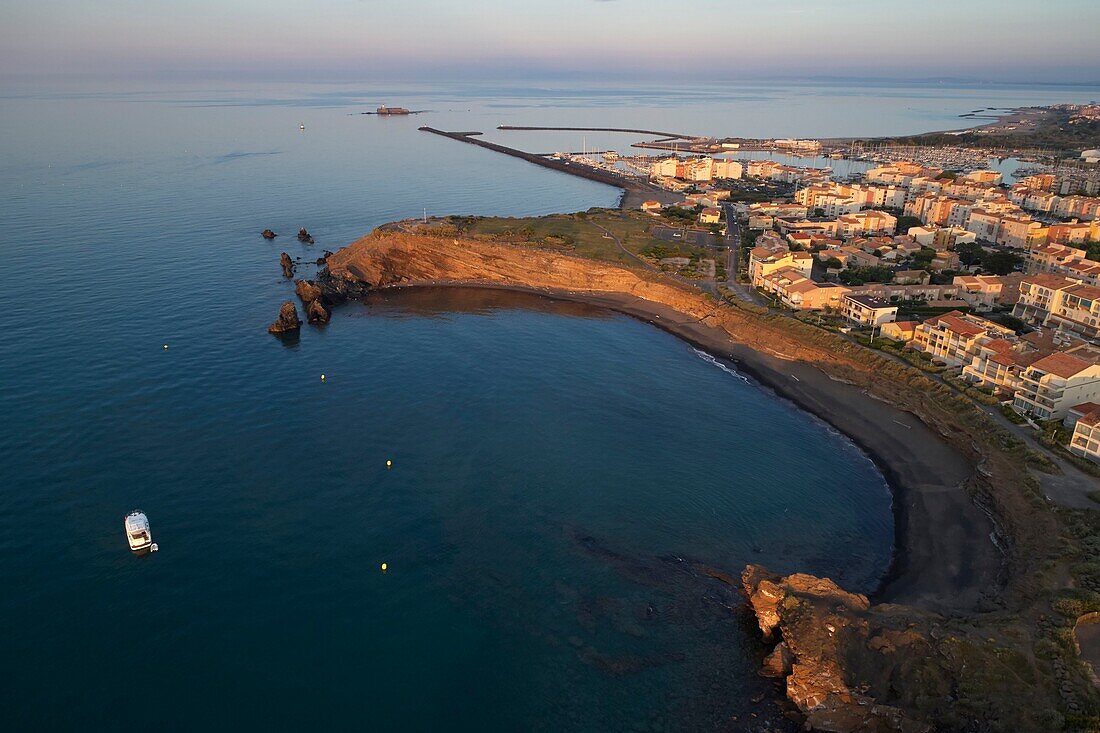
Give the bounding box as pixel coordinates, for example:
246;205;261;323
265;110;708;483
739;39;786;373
124;510;158;553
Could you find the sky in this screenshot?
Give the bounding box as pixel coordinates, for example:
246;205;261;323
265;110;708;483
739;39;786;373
2;0;1099;84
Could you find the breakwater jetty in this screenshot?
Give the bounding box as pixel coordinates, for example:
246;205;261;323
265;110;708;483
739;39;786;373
497;125;696;139
419;127;665;202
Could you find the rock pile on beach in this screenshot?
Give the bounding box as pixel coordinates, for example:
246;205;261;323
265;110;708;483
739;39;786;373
261;229;277;240
280;252;294;278
267;301;301;334
297;228;314;244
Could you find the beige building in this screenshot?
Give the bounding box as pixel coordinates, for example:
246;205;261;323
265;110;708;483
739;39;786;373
880;320;918;341
961;339;1040;395
748;246;813;287
1013;275;1100;342
1026;243;1100;286
1069;407;1100;464
1012;352;1100;421
842;294;898;327
835;210;897;238
699;207;722;224
907;225;977;250
952;275;1011;311
758;268;850;310
911;311;1015;367
965;210;1045;249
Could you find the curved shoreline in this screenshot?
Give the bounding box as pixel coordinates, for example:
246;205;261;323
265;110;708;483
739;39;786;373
346;280;1001;611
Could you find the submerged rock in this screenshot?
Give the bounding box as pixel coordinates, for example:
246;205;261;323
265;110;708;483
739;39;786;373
267;301;301;334
307;298;330;324
261;229;277;240
280;252;294;279
297;228;315;244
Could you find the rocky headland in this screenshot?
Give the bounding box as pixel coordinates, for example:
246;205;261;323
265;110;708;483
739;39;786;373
316;224;1099;730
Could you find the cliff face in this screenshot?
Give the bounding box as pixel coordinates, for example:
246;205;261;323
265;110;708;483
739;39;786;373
323;230;851;369
743;566;930;733
324;230;688;302
741;565;1068;733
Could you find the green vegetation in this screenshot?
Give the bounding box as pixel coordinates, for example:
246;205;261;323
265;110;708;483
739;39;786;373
984;251;1023;275
838;265;894;285
449;209;668;266
955;242;986;267
896;214;924;232
1084;242;1100;263
660;206;700;225
988;311;1029;334
872;108;1100;152
911;246;937;268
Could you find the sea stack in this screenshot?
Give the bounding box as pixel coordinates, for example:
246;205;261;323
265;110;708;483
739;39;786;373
307;299;330;324
280;252;294;278
267;301;301;334
294;279;323;306
261;229;277;240
297;228;315;244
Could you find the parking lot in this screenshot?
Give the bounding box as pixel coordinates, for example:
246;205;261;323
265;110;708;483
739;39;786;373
651;225;722;248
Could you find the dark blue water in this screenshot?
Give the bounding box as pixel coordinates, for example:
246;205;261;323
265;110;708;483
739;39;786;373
9;80;1058;729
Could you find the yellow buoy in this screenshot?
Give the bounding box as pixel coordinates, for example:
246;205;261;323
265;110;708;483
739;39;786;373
381;562;388;573
386;459;392;468
163;344;168;350
320;374;326;382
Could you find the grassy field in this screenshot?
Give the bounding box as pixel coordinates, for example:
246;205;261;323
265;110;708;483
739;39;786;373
447;209;714;268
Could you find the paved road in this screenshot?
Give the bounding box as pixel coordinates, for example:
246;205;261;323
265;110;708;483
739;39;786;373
720;207;770;305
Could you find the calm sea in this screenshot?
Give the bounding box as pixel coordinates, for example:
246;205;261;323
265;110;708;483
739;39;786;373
1;79;1094;730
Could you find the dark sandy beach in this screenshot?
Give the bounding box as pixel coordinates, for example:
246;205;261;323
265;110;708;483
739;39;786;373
365;282;1003;614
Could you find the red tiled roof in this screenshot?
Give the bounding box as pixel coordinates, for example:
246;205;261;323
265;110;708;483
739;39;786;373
924;311;986;337
1030;352;1093;379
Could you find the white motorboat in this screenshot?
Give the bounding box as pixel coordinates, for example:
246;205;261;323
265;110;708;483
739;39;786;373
124;510;158;553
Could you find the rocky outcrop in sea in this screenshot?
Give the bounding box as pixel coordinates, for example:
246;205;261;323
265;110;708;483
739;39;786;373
267;301;301;334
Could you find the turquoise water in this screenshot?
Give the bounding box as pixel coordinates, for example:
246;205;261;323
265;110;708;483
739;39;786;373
0;80;1088;729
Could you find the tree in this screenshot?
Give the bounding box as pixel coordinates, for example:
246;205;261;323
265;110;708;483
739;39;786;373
896;215;924;233
838;266;894;285
982;251;1022;275
911;247;936;267
955;242;985;267
823;257;843;270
